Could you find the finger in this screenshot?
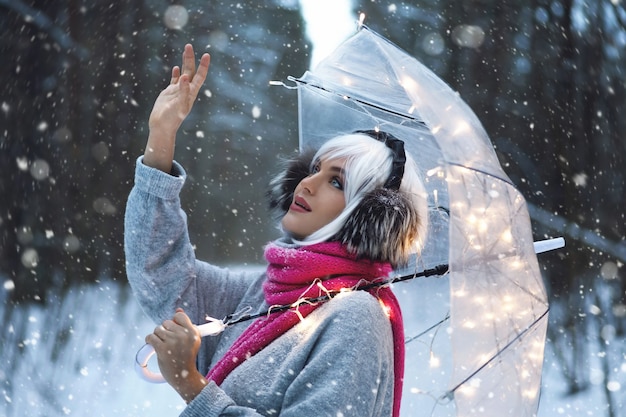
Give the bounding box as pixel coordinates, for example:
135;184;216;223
178;74;191;100
145;332;161;346
189;53;210;93
152;324;166;340
170;66;181;84
181;44;196;79
173;311;201;339
153;320;175;339
161;319;177;330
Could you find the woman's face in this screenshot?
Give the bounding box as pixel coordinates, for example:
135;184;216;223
281;157;347;240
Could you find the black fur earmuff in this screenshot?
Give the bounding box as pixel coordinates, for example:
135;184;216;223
267;149;316;220
331;186;420;267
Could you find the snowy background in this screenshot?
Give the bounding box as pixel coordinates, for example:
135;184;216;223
2;0;625;416
1;272;619;416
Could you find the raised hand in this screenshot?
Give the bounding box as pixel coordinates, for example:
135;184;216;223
144;44;211;173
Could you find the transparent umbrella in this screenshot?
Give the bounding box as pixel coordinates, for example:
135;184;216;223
283;23;561;417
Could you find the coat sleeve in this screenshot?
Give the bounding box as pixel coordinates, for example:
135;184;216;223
124;157;256;326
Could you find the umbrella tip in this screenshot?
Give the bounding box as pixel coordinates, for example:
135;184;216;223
268;80;298;90
533;237;565;254
358;13;366;28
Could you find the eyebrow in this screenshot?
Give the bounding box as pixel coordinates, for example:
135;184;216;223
323;164;346;181
329;165;346;175
315;158;347;177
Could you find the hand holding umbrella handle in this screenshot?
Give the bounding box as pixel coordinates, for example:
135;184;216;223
135;318;226;384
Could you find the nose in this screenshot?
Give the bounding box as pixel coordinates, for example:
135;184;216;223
299;173;319;194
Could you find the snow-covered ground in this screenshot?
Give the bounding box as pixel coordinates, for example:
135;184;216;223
1;281;186;417
0;277;611;417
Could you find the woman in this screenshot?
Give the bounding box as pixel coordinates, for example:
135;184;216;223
125;44;428;417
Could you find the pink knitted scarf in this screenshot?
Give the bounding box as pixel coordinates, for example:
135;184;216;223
206;241;405;417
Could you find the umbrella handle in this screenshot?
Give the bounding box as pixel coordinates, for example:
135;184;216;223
135;318;226;384
533;237;565;254
135;343;166;383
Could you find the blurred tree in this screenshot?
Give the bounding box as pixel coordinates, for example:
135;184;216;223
0;0;309;303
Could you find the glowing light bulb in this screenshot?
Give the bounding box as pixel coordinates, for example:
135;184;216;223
429;353;440;368
510;259;523;270
426;167;443;177
452;120;471;136
454;289;468;298
457;382;478;398
463;320;476;329
471;243;483;251
522;389;538;399
500;228;513;243
379;300;392;317
399;75;418;92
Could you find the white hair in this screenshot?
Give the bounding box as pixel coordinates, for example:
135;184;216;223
296;133;428;252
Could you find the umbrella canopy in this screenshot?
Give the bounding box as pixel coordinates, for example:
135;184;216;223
289;25;549;417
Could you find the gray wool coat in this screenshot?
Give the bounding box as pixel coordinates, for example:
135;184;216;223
124;157;395;417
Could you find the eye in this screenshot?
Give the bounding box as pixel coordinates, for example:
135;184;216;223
310;162;320;175
330;176;344;190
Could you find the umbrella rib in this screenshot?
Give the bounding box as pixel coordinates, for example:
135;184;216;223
289;76;429;127
223;264;450;327
447;160;515;188
488;263;548;306
444;307;549;399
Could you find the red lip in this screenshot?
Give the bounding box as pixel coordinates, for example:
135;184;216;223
290;196;311;212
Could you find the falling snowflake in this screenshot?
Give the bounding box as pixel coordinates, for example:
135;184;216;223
572;172;588;187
